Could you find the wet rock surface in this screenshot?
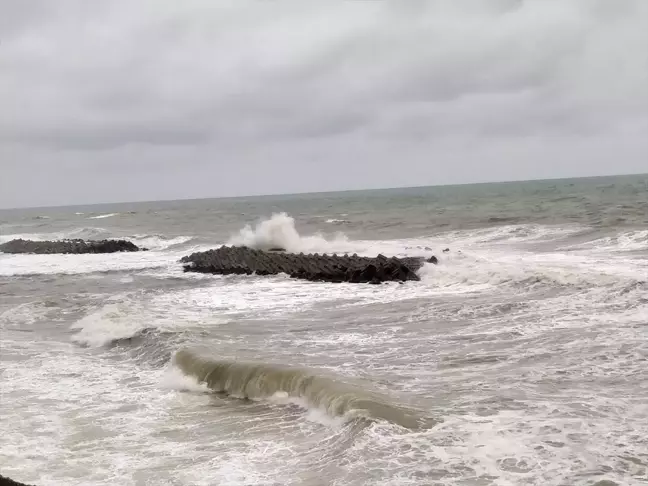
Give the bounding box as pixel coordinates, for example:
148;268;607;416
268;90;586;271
180;246;432;283
0;238;145;254
0;475;35;486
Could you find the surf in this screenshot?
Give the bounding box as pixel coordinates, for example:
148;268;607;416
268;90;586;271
228;212;350;254
172;348;433;430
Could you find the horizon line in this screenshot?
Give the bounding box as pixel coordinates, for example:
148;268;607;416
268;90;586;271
1;171;646;211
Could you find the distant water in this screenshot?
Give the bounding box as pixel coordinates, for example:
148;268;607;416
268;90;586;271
1;174;647;485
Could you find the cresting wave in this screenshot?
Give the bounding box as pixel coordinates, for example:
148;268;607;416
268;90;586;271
88;213;119;219
126;234;193;251
0;227;110;244
0;230;193;251
173;348;432;430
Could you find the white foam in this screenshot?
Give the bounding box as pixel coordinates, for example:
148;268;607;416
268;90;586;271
0;228;193;255
228;212;352;253
88;213;119;219
0;227;111;244
0;251;180;277
268;392;346;428
125;234;193;251
438;223;584;246
71;294;230;347
560;229;648;253
161;366;210;393
70;301;152;347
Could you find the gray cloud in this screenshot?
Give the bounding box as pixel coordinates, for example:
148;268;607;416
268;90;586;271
1;0;647;207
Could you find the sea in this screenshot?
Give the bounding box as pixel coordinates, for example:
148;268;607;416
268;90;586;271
1;174;647;486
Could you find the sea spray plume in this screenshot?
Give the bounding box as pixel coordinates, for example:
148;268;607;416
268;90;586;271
228;213;348;253
172;348;433;429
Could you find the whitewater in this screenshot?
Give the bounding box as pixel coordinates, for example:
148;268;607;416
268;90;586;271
1;175;647;486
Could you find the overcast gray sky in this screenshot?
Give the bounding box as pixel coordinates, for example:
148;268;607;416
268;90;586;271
1;0;647;208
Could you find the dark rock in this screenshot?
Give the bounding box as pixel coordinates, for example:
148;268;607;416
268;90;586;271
180;246;427;283
0;239;145;254
442;248;450;253
0;475;35;486
267;247;286;252
427;256;439;264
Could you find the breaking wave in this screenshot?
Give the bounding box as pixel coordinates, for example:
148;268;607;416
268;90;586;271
228;212;351;253
125;235;193;251
0;227;111;244
418;246;646;294
71;301;156;348
173;348;431;429
88;213;119;219
558;229;648;253
0;228;192;251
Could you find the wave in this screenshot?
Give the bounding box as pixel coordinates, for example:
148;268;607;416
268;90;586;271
0;227;111;245
71;301;155;347
70;301;181;365
325;218;350;224
0;250;180;277
439;224;584;245
88;213;119;219
228;213;351;253
418;245;647;295
126;235;193;251
558;229;648;253
173;348;431;429
0;228;192;252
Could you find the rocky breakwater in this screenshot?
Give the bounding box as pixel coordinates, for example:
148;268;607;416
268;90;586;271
180;246;436;284
0;475;35;486
0;238;146;254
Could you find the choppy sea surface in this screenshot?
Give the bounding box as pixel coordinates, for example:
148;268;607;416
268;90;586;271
1;174;647;486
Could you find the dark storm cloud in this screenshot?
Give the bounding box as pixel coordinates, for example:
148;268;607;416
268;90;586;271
0;0;647;207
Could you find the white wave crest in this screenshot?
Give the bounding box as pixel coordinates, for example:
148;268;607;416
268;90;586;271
417;246;647;293
161;366;210;393
560;229;648;253
126;235;193;251
0;227;111;245
439;224;584;246
0;251;179;277
71;301;150;347
228;212;350;253
88;213;119;219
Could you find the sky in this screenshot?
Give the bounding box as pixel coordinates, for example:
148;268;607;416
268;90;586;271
1;0;647;208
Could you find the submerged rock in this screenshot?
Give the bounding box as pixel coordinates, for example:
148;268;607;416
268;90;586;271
180;246;428;283
0;238;146;254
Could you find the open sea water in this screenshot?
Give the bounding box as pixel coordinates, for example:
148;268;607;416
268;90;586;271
1;174;647;486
